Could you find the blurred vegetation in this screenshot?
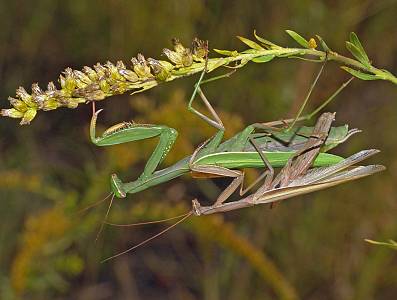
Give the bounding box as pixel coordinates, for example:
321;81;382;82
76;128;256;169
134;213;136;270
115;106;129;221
0;1;396;299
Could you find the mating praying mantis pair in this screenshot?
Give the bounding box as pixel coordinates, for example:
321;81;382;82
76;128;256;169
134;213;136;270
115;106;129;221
89;54;385;223
87;48;386;261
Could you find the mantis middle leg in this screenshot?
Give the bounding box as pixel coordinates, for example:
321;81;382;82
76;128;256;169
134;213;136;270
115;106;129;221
189;124;275;207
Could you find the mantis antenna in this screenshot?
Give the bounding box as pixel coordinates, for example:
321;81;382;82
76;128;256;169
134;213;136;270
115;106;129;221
76;192;113;214
101;210;193;263
95;193;115;242
104;212;194;227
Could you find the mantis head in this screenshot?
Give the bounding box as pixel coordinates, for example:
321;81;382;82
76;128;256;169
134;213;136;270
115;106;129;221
111;174;127;198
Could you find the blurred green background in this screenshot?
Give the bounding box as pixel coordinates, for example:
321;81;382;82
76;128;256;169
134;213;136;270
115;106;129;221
0;1;396;299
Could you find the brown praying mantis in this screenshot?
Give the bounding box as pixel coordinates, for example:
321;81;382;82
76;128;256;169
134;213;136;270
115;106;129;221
191;112;384;215
100;111;384;262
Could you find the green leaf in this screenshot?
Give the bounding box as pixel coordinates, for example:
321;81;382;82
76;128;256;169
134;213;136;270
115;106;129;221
236;36;264;50
213;49;239;57
349;32;369;63
341;66;379;80
365;239;397;250
253;30;280;49
285;30;309;48
316;35;330;52
252;55;275;63
346;42;370;67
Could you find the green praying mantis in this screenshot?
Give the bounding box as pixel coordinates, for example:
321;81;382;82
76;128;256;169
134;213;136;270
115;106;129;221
89;55;384;218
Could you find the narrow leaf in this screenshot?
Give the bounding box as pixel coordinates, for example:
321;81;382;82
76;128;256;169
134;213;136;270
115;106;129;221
341;67;379;81
350;32;369;63
285;30;309;48
316;35;330;52
253;30;280;49
365;239;397;250
252;55;275;63
236;36;264;50
214;49;239;57
345;42;370;67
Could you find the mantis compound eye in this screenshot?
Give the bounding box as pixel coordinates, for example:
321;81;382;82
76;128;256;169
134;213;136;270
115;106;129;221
111;174;126;198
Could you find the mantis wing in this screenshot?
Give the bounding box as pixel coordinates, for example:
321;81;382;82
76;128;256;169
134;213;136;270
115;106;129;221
288;149;380;186
256;149;385;204
256;164;384;205
192;150;385;215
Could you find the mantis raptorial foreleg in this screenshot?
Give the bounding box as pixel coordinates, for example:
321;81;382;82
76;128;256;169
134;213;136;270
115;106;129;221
90;106;178;198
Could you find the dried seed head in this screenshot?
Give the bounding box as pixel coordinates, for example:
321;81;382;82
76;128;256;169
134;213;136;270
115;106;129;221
118;69;139;82
16;87;33;105
131;54;152;78
31;83;43;95
162;48;183;65
2;34;215;124
73;70;92;86
42;98;60;111
1;108;25;119
181;48;193;67
63;95;86;108
104;61;116;69
116;60;126;69
147;58;171;81
192;38;208;60
99;79;111;94
73;84;107;101
47;82;57;92
168;38;194;66
93;63;106;78
85;90;107;101
137;53;146;65
8;97;27;112
147;59;162;74
20;109;37;125
31;95;46;109
83;66;99;81
172;38;186;54
105;61;125;82
30;83;47;108
110;82;128;94
63;68;77;92
59;75;66;89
